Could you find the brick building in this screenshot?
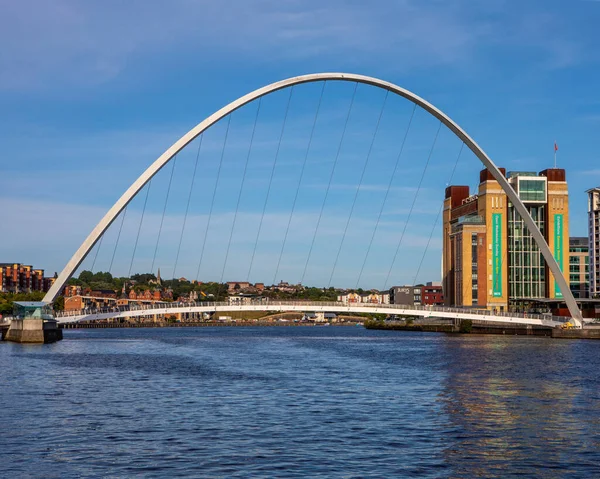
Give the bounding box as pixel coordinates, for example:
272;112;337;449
0;263;56;293
422;282;444;306
443;168;570;311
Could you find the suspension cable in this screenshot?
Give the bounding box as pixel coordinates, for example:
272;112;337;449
328;90;389;287
356;103;417;289
109;206;128;274
196;115;232;282
90;235;104;272
173;135;204;280
127;180;151;279
273;81;326;285
300;82;359;285
221;98;262;283
151;156;177;275
383;121;442;290
412;142;464;285
247;87;294;281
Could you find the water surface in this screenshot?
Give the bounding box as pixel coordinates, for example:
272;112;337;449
1;327;599;478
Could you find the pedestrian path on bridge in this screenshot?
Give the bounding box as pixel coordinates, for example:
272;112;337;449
54;301;572;328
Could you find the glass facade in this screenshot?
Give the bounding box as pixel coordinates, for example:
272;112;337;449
518;178;546;203
508;204;546;298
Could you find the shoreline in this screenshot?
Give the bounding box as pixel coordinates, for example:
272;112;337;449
59;321;361;329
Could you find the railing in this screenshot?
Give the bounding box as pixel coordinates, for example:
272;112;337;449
54;300;572;323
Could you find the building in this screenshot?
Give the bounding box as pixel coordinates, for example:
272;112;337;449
0;263;55;293
64;285;82;297
129;289;161;301
422;282;444;306
360;292;390;304
569;237;589;299
337;292;362;304
89;289;117;299
64;295;116;311
389;286;422;306
588;187;600;297
127;288;173;302
227;294;265;305
227;281;251;293
273;281;303;293
337;291;389;305
443;168;570;311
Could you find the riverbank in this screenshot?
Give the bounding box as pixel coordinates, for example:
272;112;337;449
364;319;600;339
59;321;360;329
364;319;554;336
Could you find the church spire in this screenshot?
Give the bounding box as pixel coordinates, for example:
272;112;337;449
157;268;162;286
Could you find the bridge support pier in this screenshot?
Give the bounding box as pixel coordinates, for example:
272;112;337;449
5;319;63;344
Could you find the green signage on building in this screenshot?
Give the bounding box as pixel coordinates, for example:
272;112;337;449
492;213;502;297
554;214;564;298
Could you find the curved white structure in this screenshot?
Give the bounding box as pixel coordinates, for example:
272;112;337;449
54;301;570;328
43;73;583;327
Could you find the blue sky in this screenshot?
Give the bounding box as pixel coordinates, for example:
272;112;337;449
2;0;600;289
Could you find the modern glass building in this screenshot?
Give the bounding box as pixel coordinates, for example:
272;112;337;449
506;172;548;300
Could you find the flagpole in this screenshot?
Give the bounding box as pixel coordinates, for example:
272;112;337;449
554;141;557;169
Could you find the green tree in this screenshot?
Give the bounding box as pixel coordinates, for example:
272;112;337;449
459;319;473;333
53;296;65;311
78;270;94;284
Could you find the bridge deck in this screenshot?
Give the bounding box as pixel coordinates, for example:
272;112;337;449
55;301;571;328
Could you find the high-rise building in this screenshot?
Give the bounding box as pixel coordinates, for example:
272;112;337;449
569;237;589;299
588;187;600;297
443;168;570;311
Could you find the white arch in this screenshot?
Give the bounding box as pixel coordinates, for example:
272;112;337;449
43;73;583;327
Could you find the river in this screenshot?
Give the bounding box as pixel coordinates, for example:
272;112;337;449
1;326;599;478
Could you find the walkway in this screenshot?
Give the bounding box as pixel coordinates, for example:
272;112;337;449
54;301;571;328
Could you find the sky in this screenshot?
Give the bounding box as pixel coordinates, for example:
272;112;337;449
1;0;600;289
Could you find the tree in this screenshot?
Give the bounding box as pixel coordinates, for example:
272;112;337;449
53;296;64;311
78;270;94;284
459;319;473;333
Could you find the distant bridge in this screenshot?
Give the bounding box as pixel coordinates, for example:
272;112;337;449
54;301;571;328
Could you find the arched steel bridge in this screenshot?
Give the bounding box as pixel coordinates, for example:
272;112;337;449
43;73;584;327
54;301;571;328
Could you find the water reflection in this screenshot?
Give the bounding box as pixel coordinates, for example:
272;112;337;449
439;336;599;478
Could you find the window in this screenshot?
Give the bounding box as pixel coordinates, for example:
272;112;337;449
519;178;546;202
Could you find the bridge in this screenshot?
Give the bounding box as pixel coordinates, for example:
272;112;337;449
53;301;572;328
35;72;584;329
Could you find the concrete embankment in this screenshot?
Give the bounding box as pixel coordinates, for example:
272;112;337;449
365;319;600;339
363;321;454;333
60;321;359;329
2;319;63;343
365;319;554;336
551;326;600;339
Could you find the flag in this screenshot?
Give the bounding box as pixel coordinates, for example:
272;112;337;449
554;142;558;152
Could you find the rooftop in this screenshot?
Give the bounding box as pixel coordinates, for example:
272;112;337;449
14;301;48;307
